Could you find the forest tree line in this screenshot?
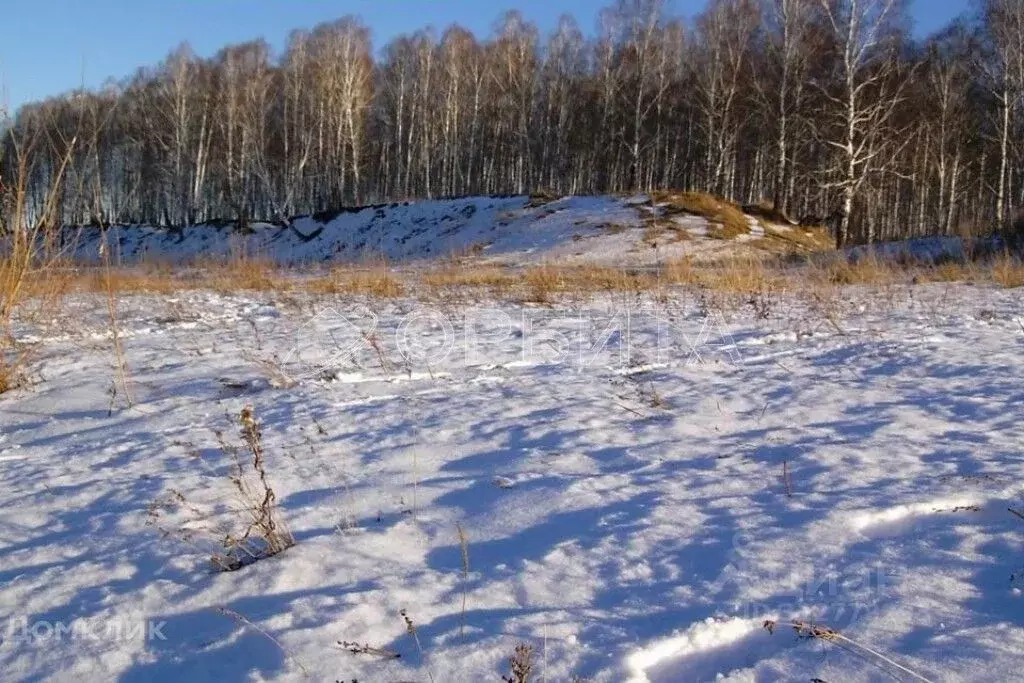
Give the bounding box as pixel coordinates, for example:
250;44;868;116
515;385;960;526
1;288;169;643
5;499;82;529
3;0;1024;246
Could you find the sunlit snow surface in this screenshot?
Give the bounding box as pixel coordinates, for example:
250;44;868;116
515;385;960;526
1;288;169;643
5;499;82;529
1;282;1022;681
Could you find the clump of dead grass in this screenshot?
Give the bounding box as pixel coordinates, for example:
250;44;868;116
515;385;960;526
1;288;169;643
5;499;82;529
527;189;560;208
422;264;517;300
743;199;795;226
209;256;285;292
991;252;1024;288
916;259;978;283
694;256;781;293
0;344;31;395
652;190;752;240
523;266;564;304
81;267;183;294
306;265;405;298
810;253;898;286
754;224;835;254
519;264;669;303
641;217;690;246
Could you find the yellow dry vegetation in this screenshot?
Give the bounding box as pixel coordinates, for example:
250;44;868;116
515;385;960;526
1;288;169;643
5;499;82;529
651;190;752;240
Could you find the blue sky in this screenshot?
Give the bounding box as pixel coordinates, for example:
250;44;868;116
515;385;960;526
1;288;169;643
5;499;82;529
1;0;972;112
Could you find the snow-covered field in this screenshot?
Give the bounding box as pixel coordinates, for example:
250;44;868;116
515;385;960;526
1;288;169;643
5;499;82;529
1;281;1023;682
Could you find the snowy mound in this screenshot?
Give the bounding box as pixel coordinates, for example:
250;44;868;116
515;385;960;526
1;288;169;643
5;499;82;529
57;194;829;267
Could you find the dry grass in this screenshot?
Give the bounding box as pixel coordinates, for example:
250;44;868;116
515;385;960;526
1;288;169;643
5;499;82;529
801;250;1023;289
14;253;1023;308
916;259;979;283
78;267;183;294
8;240;1022;320
992;252;1024;288
0;345;31;395
810;253;899;286
423;264;517;300
208;257;283;292
652;190;752;240
1;121;79;395
692;256;782;293
755;224;835;254
0;259;32;395
217;606;309;676
306;265;405;297
424;263;668;304
44;258;408;298
48;260;284;294
519;264;671;303
0;254;892;305
526;189;559;208
642;217;690;246
399;609;436;683
743;199;795;225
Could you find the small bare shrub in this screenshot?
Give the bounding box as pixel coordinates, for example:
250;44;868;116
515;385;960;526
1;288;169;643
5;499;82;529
210;255;283;292
148;406;294;571
638;380;668;410
363;331;394;374
748;286;775;320
502;642;536;683
216;406;296;570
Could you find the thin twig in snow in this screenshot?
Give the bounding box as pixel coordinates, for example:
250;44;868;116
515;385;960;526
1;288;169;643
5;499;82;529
216;606;309;677
764;619;935;683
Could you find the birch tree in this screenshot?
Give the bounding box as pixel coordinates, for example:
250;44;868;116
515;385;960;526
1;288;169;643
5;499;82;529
816;0;910;245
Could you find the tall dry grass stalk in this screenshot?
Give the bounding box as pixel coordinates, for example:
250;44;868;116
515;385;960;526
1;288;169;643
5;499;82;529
100;229;134;408
456;522;470;639
0;108;79;394
400;608;436;683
